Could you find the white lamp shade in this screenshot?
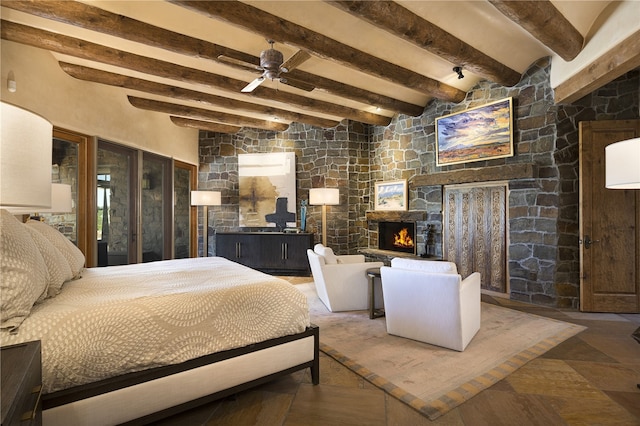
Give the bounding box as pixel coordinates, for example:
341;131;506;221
9;183;72;214
191;190;221;206
0;102;53;208
606;138;640;189
309;188;340;205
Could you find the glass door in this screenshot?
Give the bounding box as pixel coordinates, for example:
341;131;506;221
97;140;137;266
173;161;196;258
141;152;172;262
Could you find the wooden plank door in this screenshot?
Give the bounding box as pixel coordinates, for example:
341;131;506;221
579;119;640;312
444;182;508;294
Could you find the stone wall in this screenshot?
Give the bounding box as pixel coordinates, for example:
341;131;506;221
198;63;639;308
198;122;368;256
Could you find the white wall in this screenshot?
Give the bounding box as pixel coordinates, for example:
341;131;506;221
0;40;199;165
550;0;640;89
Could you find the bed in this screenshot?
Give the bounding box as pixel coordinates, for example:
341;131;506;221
0;209;319;425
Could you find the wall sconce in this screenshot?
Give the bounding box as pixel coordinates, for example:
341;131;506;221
0;102;53;209
606;138;640;189
191;190;222;257
142;173;152;190
309;188;340;246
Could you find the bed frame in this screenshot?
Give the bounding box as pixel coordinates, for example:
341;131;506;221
42;325;319;426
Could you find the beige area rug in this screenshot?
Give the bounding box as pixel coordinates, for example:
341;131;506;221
297;283;586;420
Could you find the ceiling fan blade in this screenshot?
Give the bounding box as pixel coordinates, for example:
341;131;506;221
281;78;315;92
241;76;265;93
281;50;311;73
217;55;261;71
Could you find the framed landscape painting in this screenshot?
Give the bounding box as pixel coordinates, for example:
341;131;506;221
374;180;407;211
435;97;513;166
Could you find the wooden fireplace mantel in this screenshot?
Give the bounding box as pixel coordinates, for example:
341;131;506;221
365;210;426;222
409;163;536;188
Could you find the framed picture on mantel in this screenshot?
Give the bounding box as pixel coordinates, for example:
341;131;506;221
435;97;513;167
374;180;407;211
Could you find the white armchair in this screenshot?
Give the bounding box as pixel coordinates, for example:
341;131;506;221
380;258;481;351
307;244;384;312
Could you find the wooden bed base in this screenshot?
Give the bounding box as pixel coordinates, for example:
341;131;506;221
42;325;319;426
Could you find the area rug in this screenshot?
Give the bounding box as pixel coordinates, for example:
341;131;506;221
297;283;586;420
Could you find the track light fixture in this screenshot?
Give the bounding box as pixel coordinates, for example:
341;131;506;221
453;66;464;79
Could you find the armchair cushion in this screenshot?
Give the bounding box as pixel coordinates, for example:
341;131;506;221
390;257;457;274
314;243;338;264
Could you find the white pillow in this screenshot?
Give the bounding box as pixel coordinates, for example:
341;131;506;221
23;224;74;298
314;244;338;264
25;219;85;278
0;210;48;330
391;257;458;274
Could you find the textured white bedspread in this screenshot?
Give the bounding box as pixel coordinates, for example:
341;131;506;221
0;257;310;394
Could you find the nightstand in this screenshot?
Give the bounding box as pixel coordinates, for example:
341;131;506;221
1;341;42;426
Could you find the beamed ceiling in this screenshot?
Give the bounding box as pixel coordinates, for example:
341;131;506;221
2;1;638;133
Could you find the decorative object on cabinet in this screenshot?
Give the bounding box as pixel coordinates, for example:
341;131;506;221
374;180;407;211
309;188;339;246
435;97;513;167
1;340;43;426
300;199;307;232
216;232;313;275
238;152;296;228
190;190;221;257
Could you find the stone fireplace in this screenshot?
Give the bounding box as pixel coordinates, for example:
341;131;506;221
378;221;416;254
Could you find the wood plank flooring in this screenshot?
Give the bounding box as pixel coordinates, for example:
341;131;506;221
155;279;640;425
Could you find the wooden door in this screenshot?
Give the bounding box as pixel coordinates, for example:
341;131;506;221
579;119;640;312
444;182;508;294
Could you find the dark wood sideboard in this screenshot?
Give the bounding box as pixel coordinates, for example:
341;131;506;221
216;232;314;275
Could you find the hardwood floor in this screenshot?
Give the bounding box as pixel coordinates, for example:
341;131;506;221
156;279;640;425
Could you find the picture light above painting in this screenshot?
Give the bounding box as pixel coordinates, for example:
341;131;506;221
435;97;514;167
238;152;296;229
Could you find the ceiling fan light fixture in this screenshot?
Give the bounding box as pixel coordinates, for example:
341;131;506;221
260;41;284;74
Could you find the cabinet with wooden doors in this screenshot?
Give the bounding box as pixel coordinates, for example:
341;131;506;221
216;232;314;275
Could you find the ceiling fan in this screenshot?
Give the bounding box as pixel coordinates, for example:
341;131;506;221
218;40;313;93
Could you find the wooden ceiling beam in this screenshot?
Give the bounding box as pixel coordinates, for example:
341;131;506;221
170;117;241;134
327;1;521;87
488;0;583;61
4;0;421;116
554;30;640;104
1;20;390;126
59;63;341;129
2;0;257;67
128;96;289;131
170;0;466;103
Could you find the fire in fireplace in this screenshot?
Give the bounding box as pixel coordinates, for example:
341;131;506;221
379;221;416;254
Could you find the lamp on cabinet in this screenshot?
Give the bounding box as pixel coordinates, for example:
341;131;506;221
309;188;339;246
191;190;221;257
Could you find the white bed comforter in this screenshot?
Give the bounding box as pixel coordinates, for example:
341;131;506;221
0;257;310;394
